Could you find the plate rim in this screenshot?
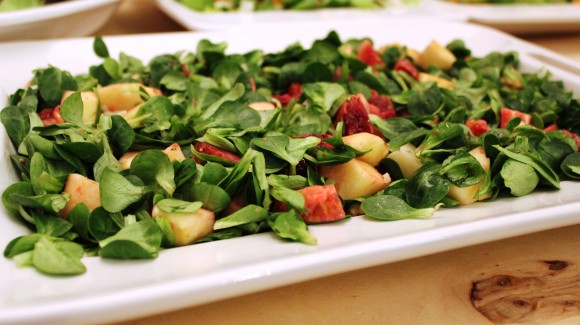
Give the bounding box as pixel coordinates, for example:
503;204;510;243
424;0;580;24
153;0;448;31
0;0;121;26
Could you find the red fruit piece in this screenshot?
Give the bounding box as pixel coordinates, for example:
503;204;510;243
332;66;354;82
248;77;257;93
336;94;373;136
39;105;65;126
394;59;419;79
368;90;396;119
298;184;346;224
562;130;580;151
287;83;302;98
465;119;490;136
543;124;558;133
39;108;54;120
357;40;385;69
223;195;245;216
52;106;65;123
272;94;292;107
500;107;532;129
195;142;241;164
180;63;191;77
273;82;303;107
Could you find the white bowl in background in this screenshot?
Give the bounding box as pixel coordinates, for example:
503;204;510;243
0;0;122;42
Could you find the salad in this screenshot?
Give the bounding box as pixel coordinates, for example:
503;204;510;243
176;0;387;12
2;32;580;276
0;0;70;12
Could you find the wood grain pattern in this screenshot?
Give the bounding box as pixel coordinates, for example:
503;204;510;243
471;260;580;324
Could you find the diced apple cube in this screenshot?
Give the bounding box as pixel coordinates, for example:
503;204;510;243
320;159;390;200
417;41;456;71
152;205;215;246
162;143;186;162
118;151;139;170
61;91;99;125
249;101;276;111
418;73;455;90
388;143;423;179
97;83;161;112
406;48;421;64
447;146;491;205
59;173;101;218
118;104;143;128
343;132;389;166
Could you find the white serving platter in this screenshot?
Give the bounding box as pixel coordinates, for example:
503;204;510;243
0;0;121;42
424;0;580;34
154;0;464;31
1;20;580;325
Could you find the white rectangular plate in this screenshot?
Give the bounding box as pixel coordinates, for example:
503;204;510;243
424;0;580;34
0;0;121;42
1;20;580;325
154;0;463;31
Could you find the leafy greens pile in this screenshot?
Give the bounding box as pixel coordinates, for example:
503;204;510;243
0;0;68;13
177;0;387;12
2;31;580;276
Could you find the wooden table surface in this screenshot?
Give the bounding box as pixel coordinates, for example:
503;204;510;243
94;1;580;324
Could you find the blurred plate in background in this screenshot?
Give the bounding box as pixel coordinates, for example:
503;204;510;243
156;0;580;35
154;0;465;31
0;0;121;42
423;0;580;34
